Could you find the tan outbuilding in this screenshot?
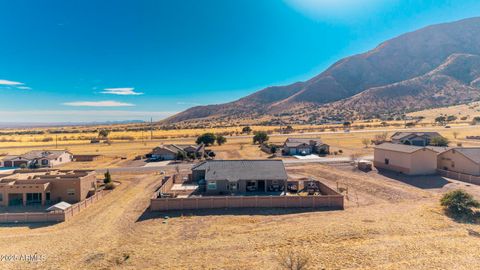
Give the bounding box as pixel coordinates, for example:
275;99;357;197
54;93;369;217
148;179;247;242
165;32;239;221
437;148;480;176
373;143;445;175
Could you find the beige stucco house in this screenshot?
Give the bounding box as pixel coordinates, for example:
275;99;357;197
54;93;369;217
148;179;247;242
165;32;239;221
438;148;480;176
373;143;445;175
0;169;96;207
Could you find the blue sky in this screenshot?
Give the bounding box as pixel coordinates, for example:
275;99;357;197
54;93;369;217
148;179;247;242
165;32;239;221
1;0;480;122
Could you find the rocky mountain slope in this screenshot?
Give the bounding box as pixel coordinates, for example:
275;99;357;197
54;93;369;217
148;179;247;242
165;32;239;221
164;17;480;125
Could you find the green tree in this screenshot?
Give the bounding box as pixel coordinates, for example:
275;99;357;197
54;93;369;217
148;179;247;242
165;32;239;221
253;131;269;144
435;116;446;125
441;190;480;219
270;145;278;154
471;116;480;125
196;133;216;146
98;129;110;138
242;126;252;134
430;136;449;147
104;170;112;184
176;151;187;161
216;135;227;145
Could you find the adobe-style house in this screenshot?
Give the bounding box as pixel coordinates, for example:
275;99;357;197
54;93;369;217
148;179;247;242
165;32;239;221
0;169;96;207
391;132;443;146
373;143;447;175
0;150;73;168
438;148;480;176
191;160;288;195
149;144;205;160
283;138;329;156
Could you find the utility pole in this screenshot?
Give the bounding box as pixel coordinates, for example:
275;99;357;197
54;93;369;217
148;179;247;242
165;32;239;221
150;117;153;141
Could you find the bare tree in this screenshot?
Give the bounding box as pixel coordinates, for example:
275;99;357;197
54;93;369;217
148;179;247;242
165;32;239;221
361;138;370;148
276;249;311;270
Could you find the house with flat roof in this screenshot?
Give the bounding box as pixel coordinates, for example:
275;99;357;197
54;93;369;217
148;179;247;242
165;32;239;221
0;150;73;168
438;148;480;176
373;143;447;175
191;160;288;195
0;169;96;207
391;132;443;146
283;138;329;156
149;144;205;160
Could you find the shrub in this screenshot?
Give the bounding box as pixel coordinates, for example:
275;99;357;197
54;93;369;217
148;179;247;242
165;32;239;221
440;190;480;221
104;170;112;184
104;182;116;190
430;136;449;147
275;249;311;270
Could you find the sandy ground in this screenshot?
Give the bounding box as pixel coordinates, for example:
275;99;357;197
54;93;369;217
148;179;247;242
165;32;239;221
1;165;480;269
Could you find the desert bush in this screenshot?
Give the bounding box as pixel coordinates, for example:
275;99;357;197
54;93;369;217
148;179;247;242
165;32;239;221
440;190;480;221
275;249;312;270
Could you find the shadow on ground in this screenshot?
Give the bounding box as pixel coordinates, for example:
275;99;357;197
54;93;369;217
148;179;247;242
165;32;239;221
136;207;341;222
377;170;451;189
0;222;57;229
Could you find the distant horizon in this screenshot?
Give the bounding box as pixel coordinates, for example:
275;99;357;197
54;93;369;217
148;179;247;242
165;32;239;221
2;1;480;122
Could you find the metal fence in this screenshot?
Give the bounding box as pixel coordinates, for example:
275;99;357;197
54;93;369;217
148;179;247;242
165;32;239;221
437;169;480;185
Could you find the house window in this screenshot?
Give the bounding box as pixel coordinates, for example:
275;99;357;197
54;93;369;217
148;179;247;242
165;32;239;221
67;189;75;196
46;192;51;201
0;193;2;202
207;181;217;190
385;158;390;165
41;159;49;166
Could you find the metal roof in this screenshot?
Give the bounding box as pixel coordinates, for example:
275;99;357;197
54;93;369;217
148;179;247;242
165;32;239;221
391;132;442;140
374;143;439;154
450;148;480;164
193;160;288;182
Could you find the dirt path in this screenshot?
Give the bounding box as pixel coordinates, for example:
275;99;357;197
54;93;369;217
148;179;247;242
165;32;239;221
0;172;161;270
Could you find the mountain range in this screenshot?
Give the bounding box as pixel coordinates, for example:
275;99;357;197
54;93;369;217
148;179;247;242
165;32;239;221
163;17;480;125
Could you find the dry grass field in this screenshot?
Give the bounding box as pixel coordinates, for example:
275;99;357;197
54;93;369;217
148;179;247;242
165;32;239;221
408;101;480;122
1;165;480;269
2;124;480;170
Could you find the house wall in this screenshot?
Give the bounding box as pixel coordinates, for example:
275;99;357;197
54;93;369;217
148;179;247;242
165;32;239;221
438;150;480;176
409;149;438;175
48;152;73;167
374;148;412;174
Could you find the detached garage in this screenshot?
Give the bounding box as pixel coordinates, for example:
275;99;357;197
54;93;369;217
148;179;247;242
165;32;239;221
438;148;480;176
374;143;440;175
